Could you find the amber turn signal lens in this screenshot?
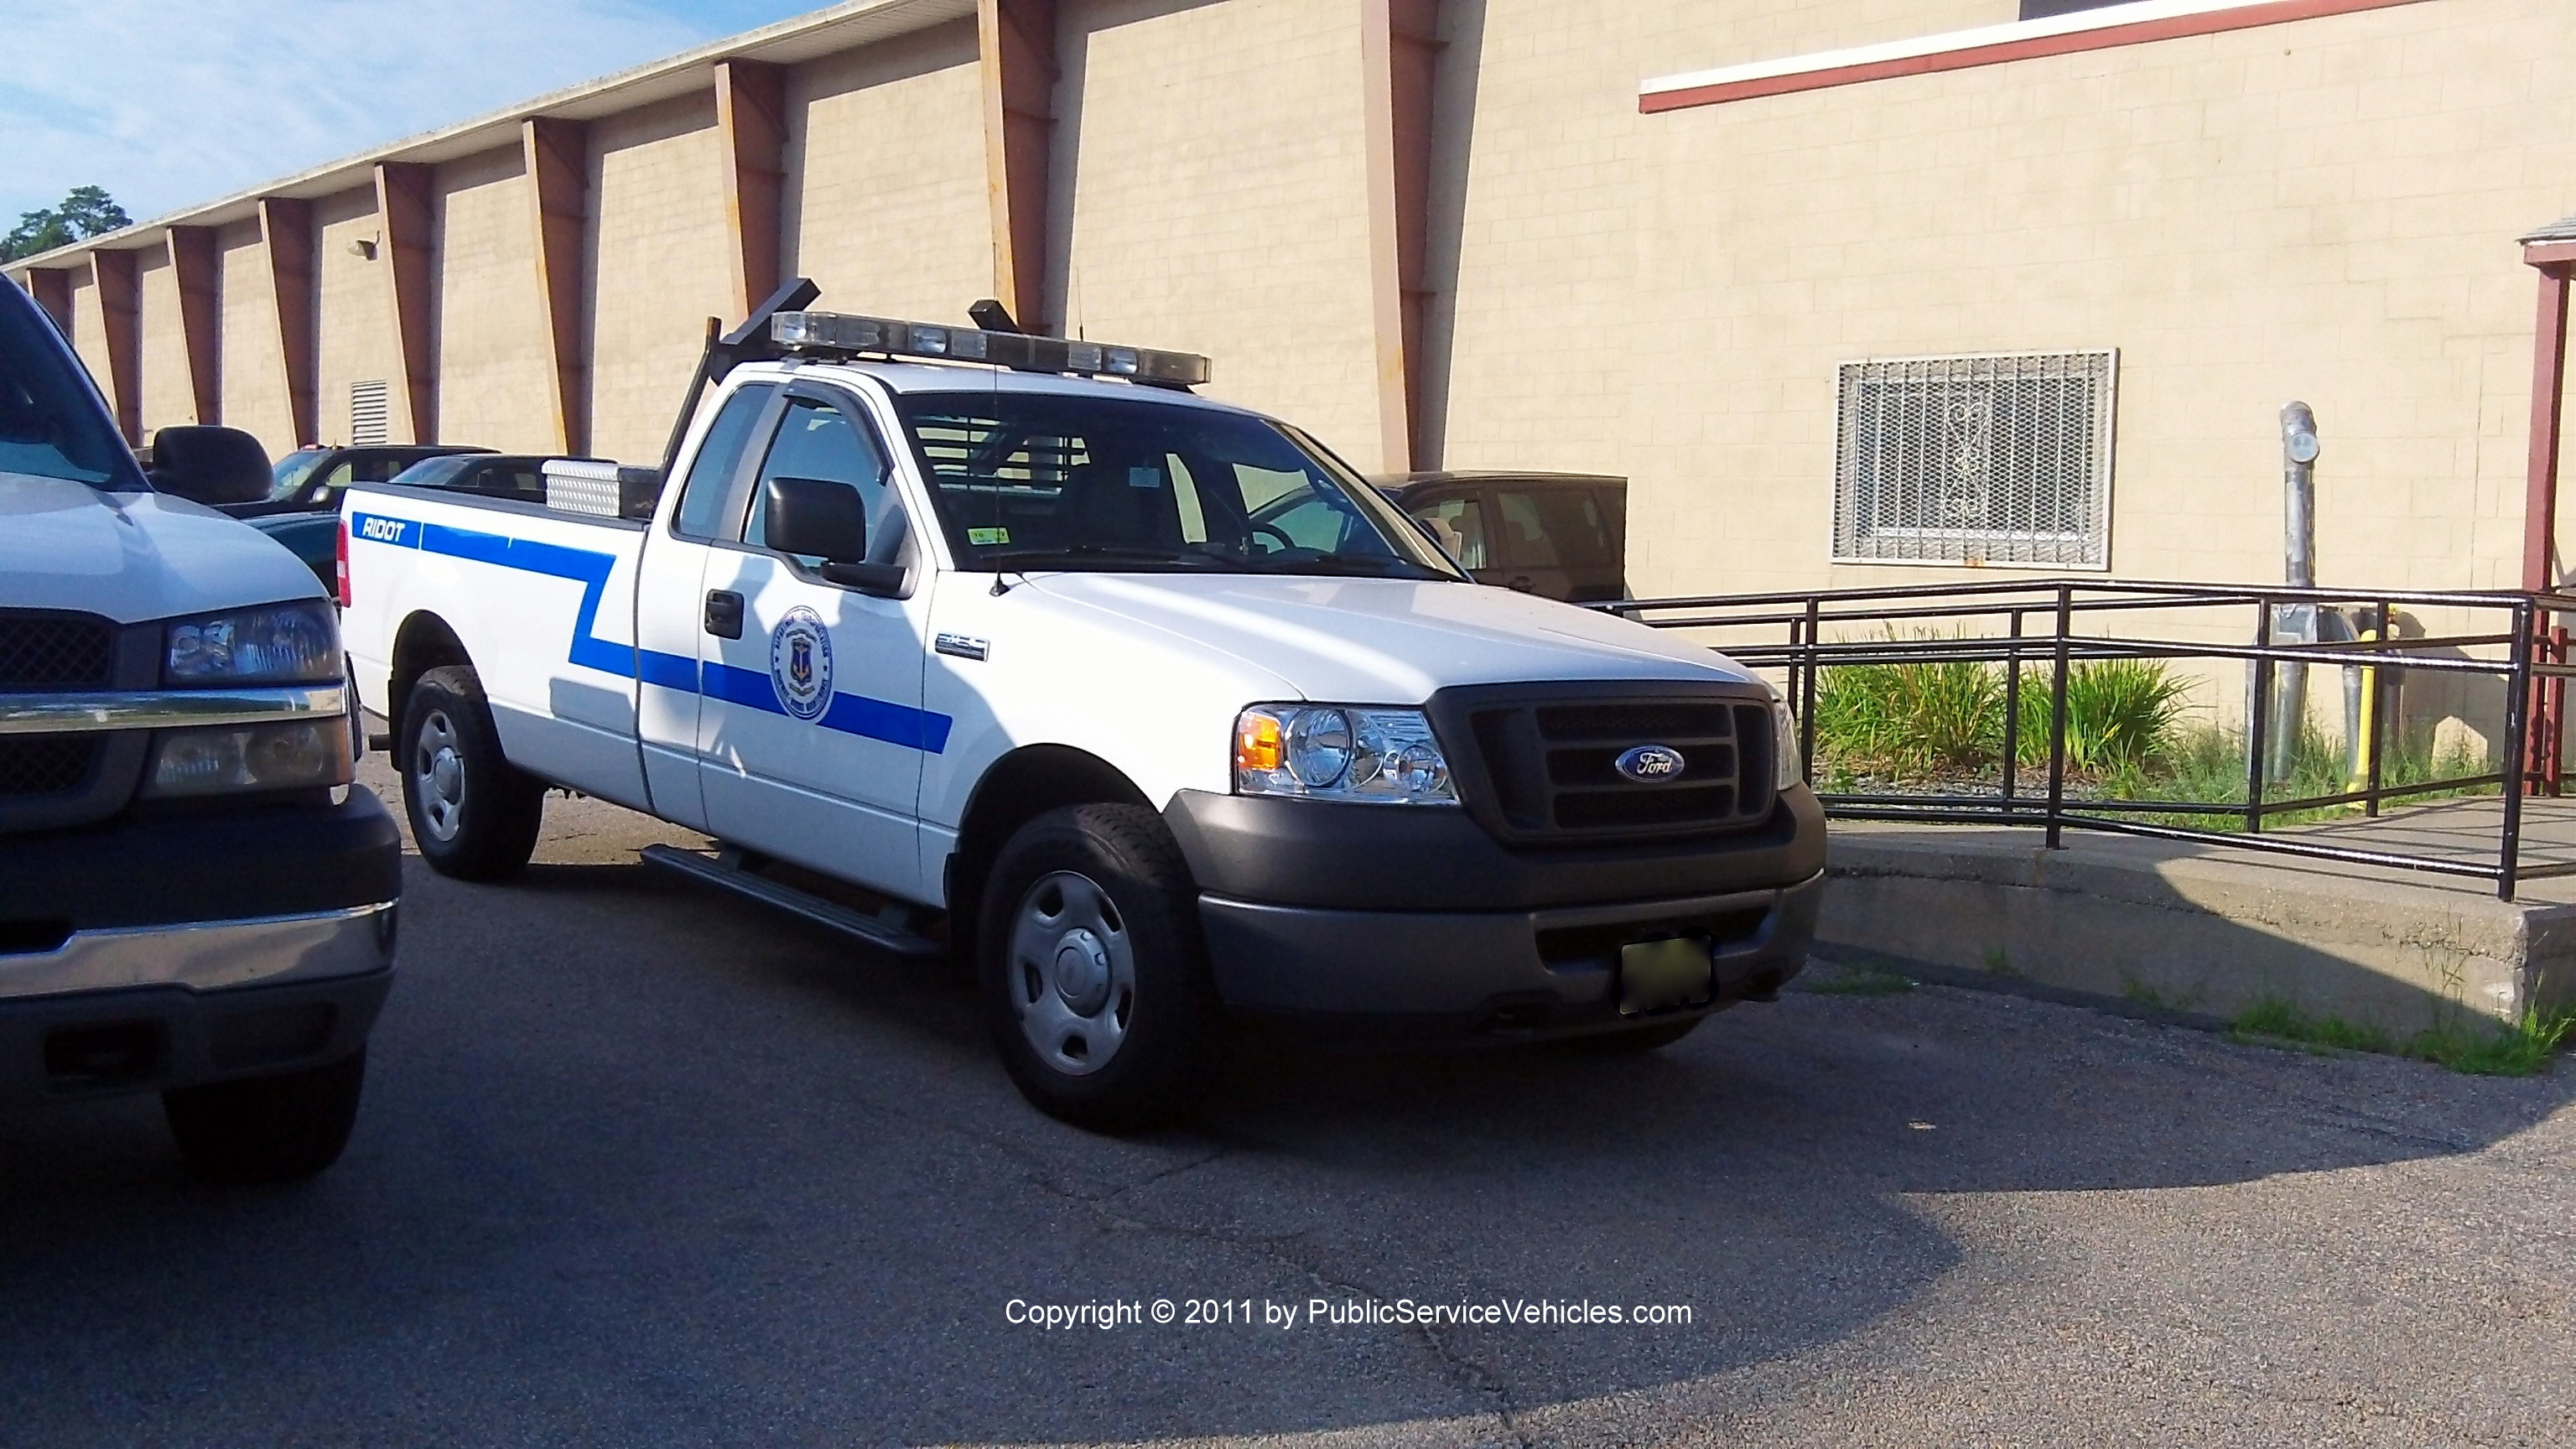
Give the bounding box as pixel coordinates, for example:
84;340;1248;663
1235;711;1283;773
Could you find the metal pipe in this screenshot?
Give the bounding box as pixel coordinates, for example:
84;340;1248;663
2045;586;2071;850
2002;609;2023;804
2246;599;2272;833
2502;600;2533;900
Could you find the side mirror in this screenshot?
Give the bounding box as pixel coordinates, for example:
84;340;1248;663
763;475;867;560
148;425;273;506
762;475;906;595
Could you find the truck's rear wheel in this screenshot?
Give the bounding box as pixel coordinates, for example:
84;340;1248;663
163;1050;366;1185
979;804;1217;1132
400;666;544;880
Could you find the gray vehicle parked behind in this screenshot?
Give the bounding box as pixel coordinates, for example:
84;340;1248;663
0;280;401;1184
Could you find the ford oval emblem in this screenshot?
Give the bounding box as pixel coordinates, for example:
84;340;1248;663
1614;744;1686;784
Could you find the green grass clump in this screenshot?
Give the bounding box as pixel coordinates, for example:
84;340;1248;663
1802;644;2497;826
2231;997;2392;1054
1810;648;2002;777
2408;1010;2573;1076
2231;995;2570;1075
1800;963;1915;995
2015;657;2193;773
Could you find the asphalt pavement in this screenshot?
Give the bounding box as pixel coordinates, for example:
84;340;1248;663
3;761;2573;1446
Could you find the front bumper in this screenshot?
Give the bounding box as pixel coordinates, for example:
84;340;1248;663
1166;787;1828;1036
1200;872;1821;1036
0;788;402;1101
0;937;393;1104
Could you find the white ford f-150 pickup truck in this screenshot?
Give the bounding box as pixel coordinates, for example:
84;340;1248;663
1;277;398;1182
341;286;1822;1129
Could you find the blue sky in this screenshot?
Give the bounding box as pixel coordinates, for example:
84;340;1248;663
1;0;830;231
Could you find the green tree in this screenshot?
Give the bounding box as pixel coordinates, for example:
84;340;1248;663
2;186;132;262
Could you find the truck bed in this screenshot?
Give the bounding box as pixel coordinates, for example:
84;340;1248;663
343;482;662;812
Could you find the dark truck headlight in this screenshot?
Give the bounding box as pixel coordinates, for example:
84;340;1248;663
146;600;351;798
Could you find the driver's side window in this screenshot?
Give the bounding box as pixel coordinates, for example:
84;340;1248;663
743;395;898;567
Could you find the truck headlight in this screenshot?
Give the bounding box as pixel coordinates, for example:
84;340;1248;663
166;600;340;686
143;719;353;797
1771;696;1802;791
1235;704;1457;805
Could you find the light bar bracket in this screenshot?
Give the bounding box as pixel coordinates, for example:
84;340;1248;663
771;310;1210;388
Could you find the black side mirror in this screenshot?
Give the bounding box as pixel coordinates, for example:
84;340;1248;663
149;425;273;506
762;475;905;595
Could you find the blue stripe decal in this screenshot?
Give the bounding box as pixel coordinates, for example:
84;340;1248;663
354;511;951;755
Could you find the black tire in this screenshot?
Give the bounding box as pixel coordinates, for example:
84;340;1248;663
399;665;544;881
1573;1017;1706;1054
978;804;1218;1132
163;1050;366;1185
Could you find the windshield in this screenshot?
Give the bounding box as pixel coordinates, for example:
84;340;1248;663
268;449;331;500
891;391;1462;581
388;455;477;489
0;289;146;490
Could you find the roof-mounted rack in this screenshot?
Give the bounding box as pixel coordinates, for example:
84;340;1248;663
770;309;1212;389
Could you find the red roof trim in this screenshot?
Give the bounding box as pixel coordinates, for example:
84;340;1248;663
1640;0;2441;114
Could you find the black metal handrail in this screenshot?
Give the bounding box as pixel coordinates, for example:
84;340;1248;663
1597;578;2576;900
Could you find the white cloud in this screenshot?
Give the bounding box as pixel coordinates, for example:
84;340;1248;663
0;0;730;226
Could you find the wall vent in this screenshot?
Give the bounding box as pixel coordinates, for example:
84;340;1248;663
349;380;390;446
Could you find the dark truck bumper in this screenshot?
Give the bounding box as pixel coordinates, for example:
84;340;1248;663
1164;786;1826;1039
0;788;402;1104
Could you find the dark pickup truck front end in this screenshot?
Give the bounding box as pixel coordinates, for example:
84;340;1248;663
0;604;401;1182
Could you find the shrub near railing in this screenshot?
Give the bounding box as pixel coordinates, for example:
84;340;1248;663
1809;650;2491;823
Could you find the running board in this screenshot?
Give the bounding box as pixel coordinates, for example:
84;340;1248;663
639;844;945;959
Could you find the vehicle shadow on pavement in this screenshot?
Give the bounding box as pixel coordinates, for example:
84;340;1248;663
1;847;2569;1446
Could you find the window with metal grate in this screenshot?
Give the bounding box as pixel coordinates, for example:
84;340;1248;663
1831;351;2116;569
350;379;390;446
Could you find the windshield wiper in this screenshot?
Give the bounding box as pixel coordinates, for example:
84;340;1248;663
1240;552;1446;579
983;544;1229;569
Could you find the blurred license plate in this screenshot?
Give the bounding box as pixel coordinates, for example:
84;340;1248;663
1618;936;1713;1015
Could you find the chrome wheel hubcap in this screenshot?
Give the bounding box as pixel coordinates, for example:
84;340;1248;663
413;708;465;842
1009;870;1135;1076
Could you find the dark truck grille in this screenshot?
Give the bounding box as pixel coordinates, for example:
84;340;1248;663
0;611;117;806
0;613;115;693
0;736;102;799
1436;684;1778;844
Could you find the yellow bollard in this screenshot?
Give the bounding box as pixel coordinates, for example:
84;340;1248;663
2345;628;2377;795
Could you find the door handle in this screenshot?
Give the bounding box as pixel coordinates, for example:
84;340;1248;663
1508;576;1536;593
704;589;744;639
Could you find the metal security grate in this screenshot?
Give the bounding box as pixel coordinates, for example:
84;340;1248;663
350;379;390;446
1832;351;2116;569
0;737;102;798
0;612;114;692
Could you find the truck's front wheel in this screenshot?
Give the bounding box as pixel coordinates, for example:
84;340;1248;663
400;666;544;880
163;1050;366;1185
979;805;1218;1133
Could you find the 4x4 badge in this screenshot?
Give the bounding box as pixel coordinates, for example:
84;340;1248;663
1614;744;1686;783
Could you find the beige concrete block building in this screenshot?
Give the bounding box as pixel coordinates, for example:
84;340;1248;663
14;0;2572;609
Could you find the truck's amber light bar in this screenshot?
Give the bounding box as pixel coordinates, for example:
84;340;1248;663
771;310;1212;387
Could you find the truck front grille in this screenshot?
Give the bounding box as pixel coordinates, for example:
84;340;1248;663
0;612;116;693
0;736;104;799
1436;683;1778;844
0;611;144;832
